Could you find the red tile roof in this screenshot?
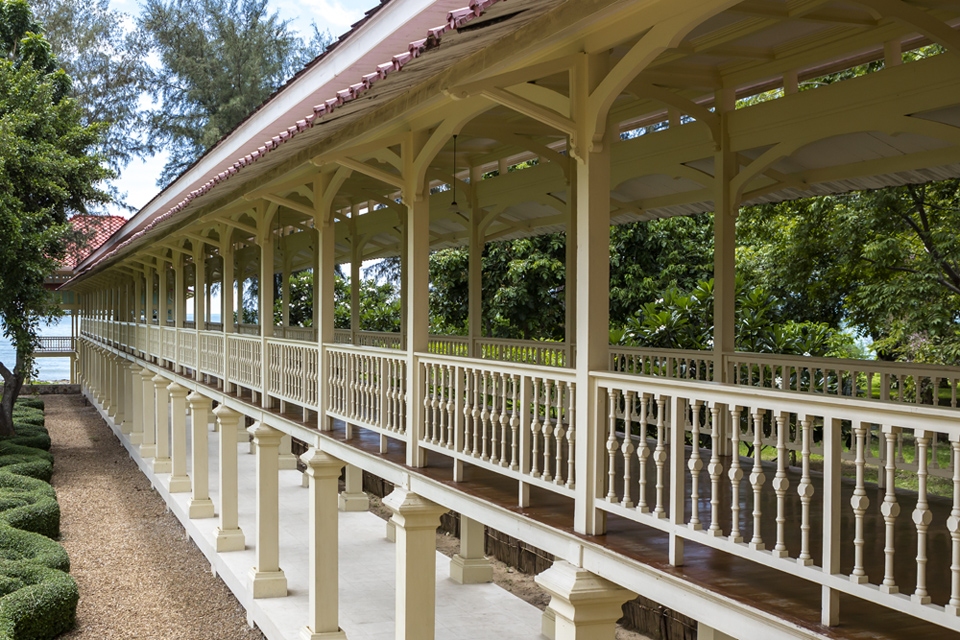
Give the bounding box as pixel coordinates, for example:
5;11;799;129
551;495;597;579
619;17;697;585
63;215;128;269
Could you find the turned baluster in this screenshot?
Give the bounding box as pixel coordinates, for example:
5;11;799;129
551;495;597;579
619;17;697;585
636;394;651;513
772;412;791;558
797;416;814;565
541;380;554;482
565;381;575;490
850;422;870;582
946;439;960;616
622;391;636;509
913;431;932;604
688;401;704;530
653;396;667;518
509;374;520;470
606;388;619;502
480;372;490;461
880;427;901;594
530;378;541;477
471;370;481;456
707;403;722;536
500;373;510;467
490;373;501;464
462;370;473;453
749;409;766;551
554;382;566;486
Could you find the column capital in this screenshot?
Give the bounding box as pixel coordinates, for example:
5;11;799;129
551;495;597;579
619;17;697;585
139;368;154;381
127;362;142;373
248;421;283;446
383;488;446;531
301;448;344;479
213;403;241;424
167;381;189;397
186;391;212;410
151;373;168;388
535;561;636;633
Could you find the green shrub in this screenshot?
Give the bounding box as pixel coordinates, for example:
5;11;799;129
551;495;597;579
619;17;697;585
12;399;43;412
0;526;67;572
0;560;77;640
0;475;58;539
0;443;53;482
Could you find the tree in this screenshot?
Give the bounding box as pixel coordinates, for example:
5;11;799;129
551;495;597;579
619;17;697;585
0;0;110;436
29;0;148;176
139;0;332;185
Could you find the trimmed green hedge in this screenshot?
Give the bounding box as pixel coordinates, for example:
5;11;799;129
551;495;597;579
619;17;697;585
0;560;77;640
0;399;78;639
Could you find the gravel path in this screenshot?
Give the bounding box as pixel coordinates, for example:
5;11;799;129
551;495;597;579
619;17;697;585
46;394;264;640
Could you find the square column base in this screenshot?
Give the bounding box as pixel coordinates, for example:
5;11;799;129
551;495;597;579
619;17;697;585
278;453;299;470
300;627;348;640
338;492;369;512
129;433;143;446
385;519;396;542
188;499;215;519
168;476;192;493
450;555;493;584
215;527;245;552
139;444;157;459
542;607;556;640
152;457;172;474
249;568;287;598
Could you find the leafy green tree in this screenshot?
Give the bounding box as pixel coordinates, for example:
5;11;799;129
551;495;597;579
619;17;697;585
0;0;110;436
139;0;332;185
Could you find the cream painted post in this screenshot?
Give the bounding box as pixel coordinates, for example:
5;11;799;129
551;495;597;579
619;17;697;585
564;174;577;364
121;362;135;435
403;134;430;467
173;257;184;374
467;188;482;358
821;416;842;625
535;561;636;640
572;114;614;536
134;269;143;328
338;464;368;512
167;382;191;493
221;231;235;334
195;249;206;330
158;262;168;329
259;216;275;410
146;265;156;328
213;405;245;551
248;422;287;598
450;515;492;584
669;394;686;565
139;368;157;458
187;392;215;518
280;245;290;330
382;488;447;640
105;353;116;418
314;216;335;431
152;374;172;474
350;208;361;343
300;449;348;640
129;363;143;445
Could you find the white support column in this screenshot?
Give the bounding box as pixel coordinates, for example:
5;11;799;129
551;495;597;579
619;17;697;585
214;405;245;551
467;199;482;358
382;487;447;640
300;449;348;640
259;225;275;339
221;231;235;334
315;221;335;431
152;374;172;474
281;248;291;329
112;356;124;424
535;561;636;640
450;515;492;584
121;362;135;435
129;364;143;445
248;422;287;598
158;263;168;328
278;434;298;470
338;464;368;512
134;271;143;326
573;123;614;536
139;369;157;458
187;392;215;518
167;382;191;493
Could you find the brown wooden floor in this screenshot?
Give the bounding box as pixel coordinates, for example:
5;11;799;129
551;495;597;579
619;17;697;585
181;366;960;639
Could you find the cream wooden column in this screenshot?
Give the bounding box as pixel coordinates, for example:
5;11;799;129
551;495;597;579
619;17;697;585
382;488;447;640
280;247;291;329
128;363;144;444
187;392;215;518
535;561;636;640
146;265;156;329
139;368;157;458
121;362;135;435
194;249;206;330
403;135;430;467
158;263;169;327
167;382;191;493
572;123;614;536
134;270;143;327
247;422;287;598
450;515;492;584
110;355;122;422
104;352;115;417
349;208;361;342
213;404;245;551
467;183;482;358
259;223;275;338
221;230;235;334
152;374;172;474
300;448;348;640
313;215;335;432
713;88;737;381
338;464;368;512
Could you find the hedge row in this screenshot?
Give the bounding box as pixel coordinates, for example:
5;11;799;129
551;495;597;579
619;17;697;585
0;398;77;640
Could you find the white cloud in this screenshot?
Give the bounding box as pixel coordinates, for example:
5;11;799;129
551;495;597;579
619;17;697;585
276;0;376;37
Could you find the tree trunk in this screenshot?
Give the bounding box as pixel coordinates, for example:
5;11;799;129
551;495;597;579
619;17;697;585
0;354;26;438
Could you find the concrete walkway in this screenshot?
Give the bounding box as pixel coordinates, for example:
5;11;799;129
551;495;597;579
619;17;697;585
81;392;546;640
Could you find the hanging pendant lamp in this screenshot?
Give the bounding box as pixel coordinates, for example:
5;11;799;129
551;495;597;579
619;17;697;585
448;134;464;214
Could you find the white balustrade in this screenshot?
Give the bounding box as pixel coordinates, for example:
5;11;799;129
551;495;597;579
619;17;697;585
594;369;960;630
35;336;74;353
178;330;197;368
325;345;406;438
333;329;352;344
609;346;715;380
148;325;161;358
476;337;570;367
416;354;576;500
279;326;317;342
265;338;319;411
428;335;470;357
161;326;177;361
237;324;260;336
198;331;225;379
227;334;262;392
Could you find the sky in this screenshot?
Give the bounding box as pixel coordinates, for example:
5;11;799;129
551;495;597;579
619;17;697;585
106;0;379;218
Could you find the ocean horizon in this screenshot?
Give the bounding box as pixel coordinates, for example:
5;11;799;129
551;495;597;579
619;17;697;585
0;316;72;382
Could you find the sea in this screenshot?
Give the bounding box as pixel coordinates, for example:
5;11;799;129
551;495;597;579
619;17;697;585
0;316;72;382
